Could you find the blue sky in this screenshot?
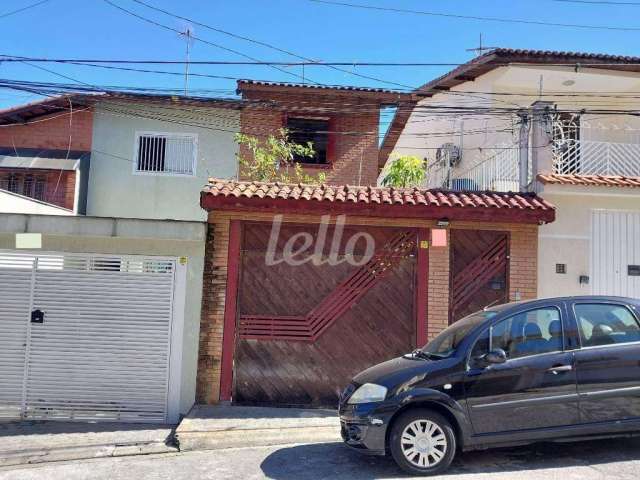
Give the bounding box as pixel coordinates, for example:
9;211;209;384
2;0;640;109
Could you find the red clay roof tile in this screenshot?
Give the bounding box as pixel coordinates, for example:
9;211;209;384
537;173;640;188
203;179;555;215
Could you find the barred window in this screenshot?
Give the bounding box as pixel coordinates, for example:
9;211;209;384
134;132;197;175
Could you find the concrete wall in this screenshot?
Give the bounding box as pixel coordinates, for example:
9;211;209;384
88;101;239;221
537;185;640;298
0;190;74;215
0;213;207;417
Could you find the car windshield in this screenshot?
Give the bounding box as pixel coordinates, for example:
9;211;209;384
421;311;497;358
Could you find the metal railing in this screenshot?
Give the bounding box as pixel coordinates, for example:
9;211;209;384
423;146;522;192
552;120;640;176
553;139;640;177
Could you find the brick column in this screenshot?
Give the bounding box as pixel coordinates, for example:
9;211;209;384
427;241;450;340
196;218;230;404
508;225;538;302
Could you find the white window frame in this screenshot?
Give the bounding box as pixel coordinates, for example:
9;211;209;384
132;131;198;177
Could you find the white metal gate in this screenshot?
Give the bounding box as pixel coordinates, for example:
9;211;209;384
0;251;177;423
591;210;640;298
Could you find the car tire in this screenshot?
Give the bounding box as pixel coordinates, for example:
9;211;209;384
389;409;457;476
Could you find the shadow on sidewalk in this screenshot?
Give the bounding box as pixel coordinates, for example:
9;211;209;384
261;437;640;479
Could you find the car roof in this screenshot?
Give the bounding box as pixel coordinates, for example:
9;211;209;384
485;296;640;315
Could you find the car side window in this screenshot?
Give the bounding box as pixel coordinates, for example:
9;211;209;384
469;328;490;368
490;307;563;360
575;303;640;347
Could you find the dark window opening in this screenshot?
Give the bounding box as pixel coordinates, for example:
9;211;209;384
34;177;46;200
7;173;19;193
286;117;329;165
137;135;167;172
553;112;581;174
556;263;567;274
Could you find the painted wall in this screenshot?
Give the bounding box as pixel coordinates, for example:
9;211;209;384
0;213;206;418
392;65;640;182
0;190;73;215
88;101;239;221
537;185;640;298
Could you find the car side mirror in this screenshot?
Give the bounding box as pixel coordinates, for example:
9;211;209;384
481;348;507;365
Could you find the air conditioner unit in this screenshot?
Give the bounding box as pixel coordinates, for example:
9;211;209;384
435;143;462;167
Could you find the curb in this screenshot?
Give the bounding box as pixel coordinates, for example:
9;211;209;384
0;441;178;468
176;425;341;451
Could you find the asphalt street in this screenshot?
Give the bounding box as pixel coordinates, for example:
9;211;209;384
3;436;640;480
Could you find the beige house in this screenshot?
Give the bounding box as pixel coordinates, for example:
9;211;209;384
384;48;640;301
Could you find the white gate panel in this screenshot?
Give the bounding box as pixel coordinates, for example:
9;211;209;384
592;210;640;298
0;254;34;420
24;255;175;423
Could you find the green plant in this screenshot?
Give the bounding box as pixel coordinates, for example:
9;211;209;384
381;154;426;188
235;128;326;184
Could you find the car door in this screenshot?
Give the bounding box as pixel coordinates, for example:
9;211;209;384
464;304;580;435
571;300;640;423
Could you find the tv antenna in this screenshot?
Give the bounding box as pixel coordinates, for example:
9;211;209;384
179;26;195;96
466;34;497;57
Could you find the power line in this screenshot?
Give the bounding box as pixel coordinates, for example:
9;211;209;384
101;0;316;85
6;56;640;67
553;0;640;4
308;0;640;31
0;0;50;19
128;0;414;89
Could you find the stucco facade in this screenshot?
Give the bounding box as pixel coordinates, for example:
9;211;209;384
88;101;240;221
391;65;640;179
537;185;640;298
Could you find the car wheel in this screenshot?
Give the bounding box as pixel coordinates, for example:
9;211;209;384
389;409;456;476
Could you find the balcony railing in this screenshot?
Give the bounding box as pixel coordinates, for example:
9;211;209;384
552;139;640;177
424;146;522;192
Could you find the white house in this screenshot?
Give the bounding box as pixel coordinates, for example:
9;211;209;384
384;48;640;301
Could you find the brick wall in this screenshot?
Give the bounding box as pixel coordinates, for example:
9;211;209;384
196;218;230;404
507;224;539;302
427;239;451;340
240;90;380;186
0;108;93;151
197;211;540;404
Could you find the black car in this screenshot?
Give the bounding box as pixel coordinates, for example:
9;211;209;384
339;296;640;476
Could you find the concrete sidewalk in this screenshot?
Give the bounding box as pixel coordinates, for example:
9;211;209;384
175;405;341;451
0;421;177;467
0;405;341;466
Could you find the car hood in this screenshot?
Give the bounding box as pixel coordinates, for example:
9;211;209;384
352;354;455;392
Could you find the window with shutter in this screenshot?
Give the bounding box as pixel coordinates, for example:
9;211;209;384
134;132;197;175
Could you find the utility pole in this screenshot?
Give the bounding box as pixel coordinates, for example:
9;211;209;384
180;26;194;96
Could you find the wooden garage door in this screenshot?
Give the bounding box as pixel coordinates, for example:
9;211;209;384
449;230;509;323
233;223;417;407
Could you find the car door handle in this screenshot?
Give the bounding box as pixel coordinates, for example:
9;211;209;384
547;365;573;374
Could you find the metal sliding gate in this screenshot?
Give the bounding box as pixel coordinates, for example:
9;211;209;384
0;251;177;423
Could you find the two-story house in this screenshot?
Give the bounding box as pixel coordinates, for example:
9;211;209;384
0;91;241;424
192;80;555;409
385;48;640;306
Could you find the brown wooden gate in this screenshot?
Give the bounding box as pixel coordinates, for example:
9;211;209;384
233;222;417;407
450;229;509;323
